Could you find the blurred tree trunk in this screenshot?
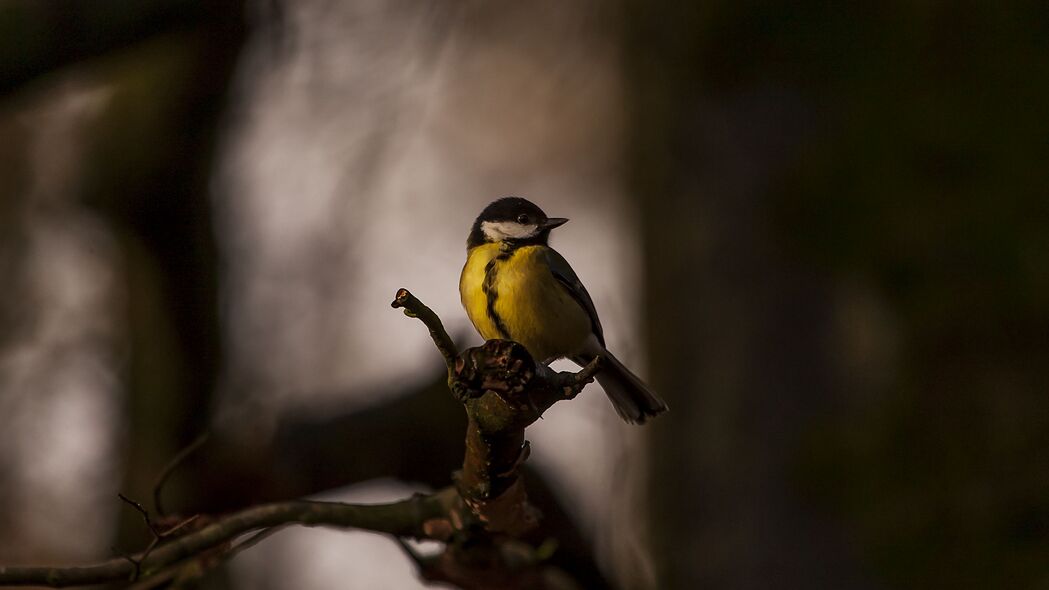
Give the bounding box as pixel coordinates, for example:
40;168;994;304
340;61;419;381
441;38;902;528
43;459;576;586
625;2;1049;588
622;4;868;588
68;1;246;564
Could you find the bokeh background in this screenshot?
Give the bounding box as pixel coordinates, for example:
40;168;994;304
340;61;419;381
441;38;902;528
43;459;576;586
1;2;1046;589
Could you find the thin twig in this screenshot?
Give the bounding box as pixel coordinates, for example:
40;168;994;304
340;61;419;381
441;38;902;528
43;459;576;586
134;539;158;581
138;515;201;579
574;355;603;385
153;432;210;516
158;514;200;538
121;496;199;538
111;547;141;582
118;493;160;536
548;356;603;399
391;288;458;376
124;519;262;590
118;493;203;581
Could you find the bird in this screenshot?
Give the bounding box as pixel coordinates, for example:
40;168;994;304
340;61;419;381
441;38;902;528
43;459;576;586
459;196;668;424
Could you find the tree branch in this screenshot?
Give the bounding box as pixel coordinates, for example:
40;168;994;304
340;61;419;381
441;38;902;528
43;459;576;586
392;288;459;380
0;490;454;587
152;432;209;517
451;340;597;536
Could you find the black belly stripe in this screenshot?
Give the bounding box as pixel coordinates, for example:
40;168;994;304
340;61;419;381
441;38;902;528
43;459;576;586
483;250;514;339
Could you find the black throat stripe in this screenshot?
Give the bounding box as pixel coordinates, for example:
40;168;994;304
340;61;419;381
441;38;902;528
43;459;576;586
483;248;515;340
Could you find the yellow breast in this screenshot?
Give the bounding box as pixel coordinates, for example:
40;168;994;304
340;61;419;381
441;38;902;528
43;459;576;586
460;243;503;342
459;243;592;362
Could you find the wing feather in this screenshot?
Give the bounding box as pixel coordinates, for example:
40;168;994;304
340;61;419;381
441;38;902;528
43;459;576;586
543;248;605;347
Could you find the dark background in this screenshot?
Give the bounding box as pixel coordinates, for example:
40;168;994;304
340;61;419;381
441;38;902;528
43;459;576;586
1;2;1046;589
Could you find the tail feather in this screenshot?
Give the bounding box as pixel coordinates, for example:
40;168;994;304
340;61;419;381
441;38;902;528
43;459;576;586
573;351;668;424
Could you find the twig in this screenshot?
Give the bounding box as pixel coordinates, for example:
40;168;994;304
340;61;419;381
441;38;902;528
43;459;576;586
123;522;276;590
111;547;141;583
153;432;210;517
120;494;198;539
118;493;203;581
549;355;603;399
119;433;210;581
391;288;458;377
118;493;161;537
158;514;201;538
0;490;455;587
138;516;201;579
134;539;157;582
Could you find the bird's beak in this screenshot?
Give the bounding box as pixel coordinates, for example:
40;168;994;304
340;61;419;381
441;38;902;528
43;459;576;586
542;217;569;230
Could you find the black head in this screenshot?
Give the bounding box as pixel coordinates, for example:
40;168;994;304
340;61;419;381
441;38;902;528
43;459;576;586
467;197;568;249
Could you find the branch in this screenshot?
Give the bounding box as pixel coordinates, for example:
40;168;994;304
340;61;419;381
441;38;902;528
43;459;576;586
152;432;209;516
115;493;200;581
0;490;454;587
391;288;459;379
451;340;597;536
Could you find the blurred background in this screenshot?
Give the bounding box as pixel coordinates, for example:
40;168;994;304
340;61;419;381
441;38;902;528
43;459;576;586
1;1;1046;589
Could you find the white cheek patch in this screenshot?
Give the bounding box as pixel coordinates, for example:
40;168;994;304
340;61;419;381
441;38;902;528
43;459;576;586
481;221;539;241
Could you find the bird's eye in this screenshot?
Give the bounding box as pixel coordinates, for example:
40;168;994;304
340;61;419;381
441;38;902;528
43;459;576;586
516;214;530;224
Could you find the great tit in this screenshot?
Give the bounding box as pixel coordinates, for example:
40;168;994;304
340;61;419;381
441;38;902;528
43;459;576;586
459;197;668;424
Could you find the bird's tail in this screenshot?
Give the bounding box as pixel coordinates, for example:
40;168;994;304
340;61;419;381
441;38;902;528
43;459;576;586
573;350;668;424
